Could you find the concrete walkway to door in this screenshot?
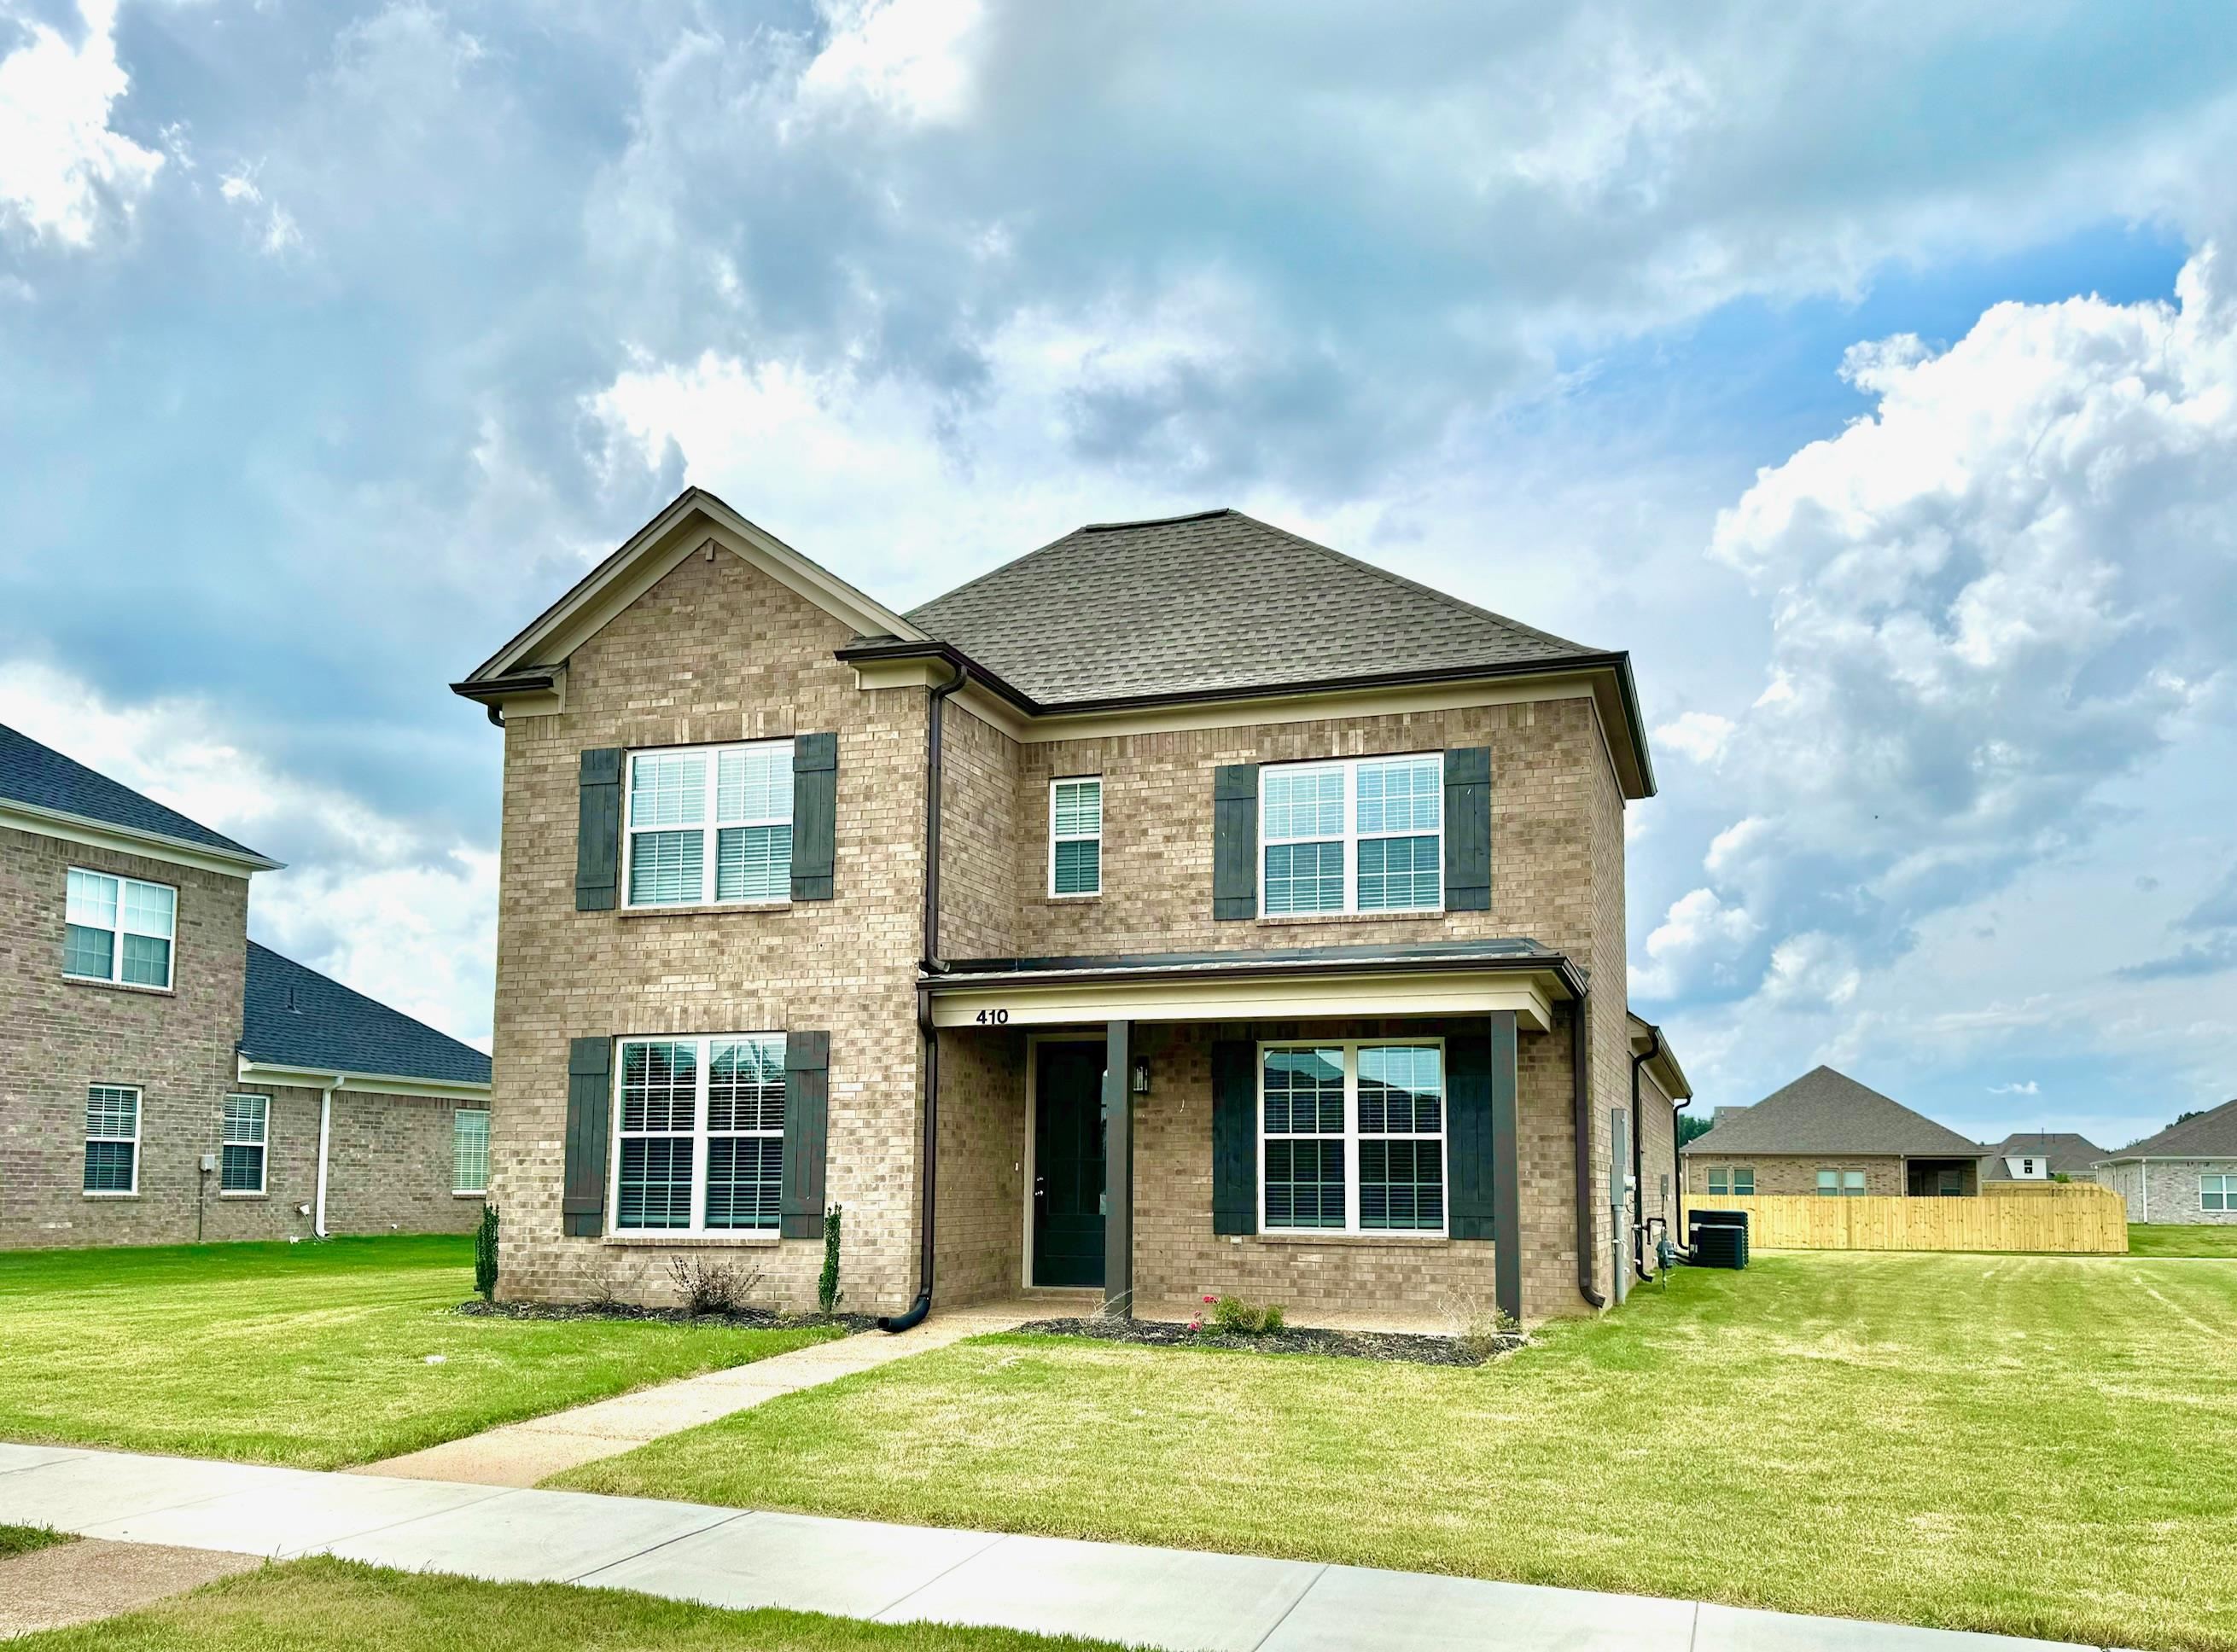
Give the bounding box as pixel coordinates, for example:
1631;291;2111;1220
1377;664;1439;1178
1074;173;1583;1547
352;1296;1072;1486
0;1441;2105;1652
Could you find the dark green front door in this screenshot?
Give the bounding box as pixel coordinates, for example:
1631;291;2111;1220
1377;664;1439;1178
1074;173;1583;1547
1033;1042;1106;1288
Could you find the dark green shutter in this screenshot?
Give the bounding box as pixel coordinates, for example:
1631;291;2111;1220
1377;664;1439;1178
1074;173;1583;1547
562;1038;612;1237
1447;1032;1493;1239
1211;1040;1256;1234
1444;747;1491;913
781;1031;830;1238
1212;765;1259;922
791;734;837;902
575;749;623;911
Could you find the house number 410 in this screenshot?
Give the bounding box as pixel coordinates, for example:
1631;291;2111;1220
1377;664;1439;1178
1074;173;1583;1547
974;1009;1011;1025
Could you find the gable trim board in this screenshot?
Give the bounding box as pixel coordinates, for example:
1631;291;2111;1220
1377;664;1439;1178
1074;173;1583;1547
0;798;282;878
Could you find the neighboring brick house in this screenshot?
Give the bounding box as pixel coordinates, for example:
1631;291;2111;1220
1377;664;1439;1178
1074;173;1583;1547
0;724;492;1248
1682;1066;1989;1199
452;488;1685;1323
1984;1131;2108;1184
2095;1100;2237;1224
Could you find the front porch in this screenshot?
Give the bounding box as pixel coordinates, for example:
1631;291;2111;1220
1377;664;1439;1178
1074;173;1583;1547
924;941;1591;1325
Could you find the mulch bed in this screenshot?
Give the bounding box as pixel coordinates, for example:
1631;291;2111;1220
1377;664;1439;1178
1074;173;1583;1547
456;1300;881;1334
1013;1316;1523;1367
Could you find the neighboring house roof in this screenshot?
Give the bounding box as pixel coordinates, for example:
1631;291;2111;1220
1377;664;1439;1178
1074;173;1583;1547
1681;1066;1984;1159
241;941;492;1089
904;508;1603;709
0;722;278;870
1984;1131;2110;1180
2100;1098;2237;1160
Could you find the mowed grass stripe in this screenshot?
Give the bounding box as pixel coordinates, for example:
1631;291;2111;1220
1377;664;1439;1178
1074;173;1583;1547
562;1253;2237;1652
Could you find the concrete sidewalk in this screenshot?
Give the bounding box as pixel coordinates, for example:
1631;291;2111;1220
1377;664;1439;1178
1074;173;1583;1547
0;1441;2104;1652
353;1299;1057;1486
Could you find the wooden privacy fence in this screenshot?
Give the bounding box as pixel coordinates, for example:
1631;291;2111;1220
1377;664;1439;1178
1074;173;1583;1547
1681;1186;2128;1254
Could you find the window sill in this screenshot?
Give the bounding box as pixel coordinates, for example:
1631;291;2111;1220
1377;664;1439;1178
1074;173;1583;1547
81;1192;138;1201
1043;893;1102;904
452;1190;488;1200
1251;1230;1452;1246
62;975;176;998
600;1232;783;1248
615;900;793;919
1252;910;1445;928
218;1192;267;1201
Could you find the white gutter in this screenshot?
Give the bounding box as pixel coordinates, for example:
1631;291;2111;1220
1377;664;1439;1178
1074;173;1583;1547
312;1076;340;1238
236;1055;489;1102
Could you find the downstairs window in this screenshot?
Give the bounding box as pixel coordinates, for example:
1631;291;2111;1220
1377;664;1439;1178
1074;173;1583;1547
1261;1042;1445;1235
611;1034;786;1236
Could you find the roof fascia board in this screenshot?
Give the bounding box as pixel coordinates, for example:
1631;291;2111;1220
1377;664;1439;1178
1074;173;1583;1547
464;491;925;686
0;800;281;876
927;966;1557;1032
235;1056;491;1100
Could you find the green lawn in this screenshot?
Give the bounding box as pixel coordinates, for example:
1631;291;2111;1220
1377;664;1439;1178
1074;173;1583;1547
562;1252;2237;1652
0;1236;839;1469
0;1524;73;1560
4;1557;1125;1651
2130;1222;2237;1257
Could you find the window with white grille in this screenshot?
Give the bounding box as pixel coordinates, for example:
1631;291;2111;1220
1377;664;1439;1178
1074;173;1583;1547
1260;755;1442;916
1261;1042;1445;1235
2203;1174;2234;1213
220;1094;267;1194
453;1109;490;1195
84;1085;140;1195
610;1035;786;1235
64;870;176;988
623;743;793;907
1049;778;1103;897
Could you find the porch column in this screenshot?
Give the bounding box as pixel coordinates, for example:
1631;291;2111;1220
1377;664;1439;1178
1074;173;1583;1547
1489;1009;1522;1323
1103;1021;1133;1317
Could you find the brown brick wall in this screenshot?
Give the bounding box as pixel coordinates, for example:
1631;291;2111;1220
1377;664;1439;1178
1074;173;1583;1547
1635;1067;1677;1272
1685;1155;1905;1197
319;1089;487;1236
0;827;248;1248
487;547;930;1312
933;1027;1026;1303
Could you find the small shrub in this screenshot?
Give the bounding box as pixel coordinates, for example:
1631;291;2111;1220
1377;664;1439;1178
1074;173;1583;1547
1444;1294;1522;1362
818;1204;844;1315
667;1255;763;1317
1207;1294;1286;1335
473;1204;499;1301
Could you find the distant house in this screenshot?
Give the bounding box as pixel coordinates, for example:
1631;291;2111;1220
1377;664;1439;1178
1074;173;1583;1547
1984;1131;2108;1184
1681;1065;1989;1198
2094;1100;2237;1225
0;722;492;1248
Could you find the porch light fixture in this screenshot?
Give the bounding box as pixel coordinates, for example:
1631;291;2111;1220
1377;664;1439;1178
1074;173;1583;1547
1131;1057;1151;1096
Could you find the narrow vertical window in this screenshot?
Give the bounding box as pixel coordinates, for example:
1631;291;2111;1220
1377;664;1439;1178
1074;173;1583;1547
84;1086;140;1195
616;1041;697;1229
221;1095;268;1195
64;870;175;989
1816;1169;1839;1197
1733;1166;1755;1196
1261;765;1345;915
1843;1170;1867;1196
1708;1167;1729;1195
704;1037;784;1230
1049;778;1103;897
1261;1047;1346;1228
452;1109;491;1195
1356;1044;1444;1230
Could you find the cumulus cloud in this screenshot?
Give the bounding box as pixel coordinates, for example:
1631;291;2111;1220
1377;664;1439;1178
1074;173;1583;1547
1989;1080;2040;1096
1653;711;1735;765
0;660;494;1047
1639;245;2237;1029
1633;887;1759;1001
0;0;163;247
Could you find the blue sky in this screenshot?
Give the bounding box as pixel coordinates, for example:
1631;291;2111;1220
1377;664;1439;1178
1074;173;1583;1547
3;1;2234;1149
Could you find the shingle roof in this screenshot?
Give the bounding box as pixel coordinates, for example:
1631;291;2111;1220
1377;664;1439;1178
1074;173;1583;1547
1681;1066;1984;1158
2103;1098;2237;1160
241;941;491;1088
0;723;272;864
1984;1131;2110;1180
903;509;1604;707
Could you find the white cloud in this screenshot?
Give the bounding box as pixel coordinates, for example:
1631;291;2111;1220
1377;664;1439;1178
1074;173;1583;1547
0;660;493;1047
1653;710;1734;764
1633;887;1758;1001
1761;932;1861;1009
0;0;163;247
218;165;304;257
1989;1080;2040;1096
800;0;986;126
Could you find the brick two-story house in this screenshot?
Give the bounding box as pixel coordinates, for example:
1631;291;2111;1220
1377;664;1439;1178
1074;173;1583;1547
1;724;492;1248
454;490;1685;1323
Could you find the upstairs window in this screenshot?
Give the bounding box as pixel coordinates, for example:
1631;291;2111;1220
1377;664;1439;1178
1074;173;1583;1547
221;1095;268;1195
624;742;793;907
453;1109;490;1195
65;870;176;989
1049;778;1103;897
1261;754;1442;916
84;1085;139;1195
611;1034;786;1236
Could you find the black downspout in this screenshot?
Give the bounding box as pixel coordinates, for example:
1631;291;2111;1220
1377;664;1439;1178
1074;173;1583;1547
879;661;970;1334
1670;1092;1692;1259
1628;1022;1663;1283
1572;996;1606;1309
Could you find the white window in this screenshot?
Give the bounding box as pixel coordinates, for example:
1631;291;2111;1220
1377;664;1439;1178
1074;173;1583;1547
2203;1174;2235;1213
1261;754;1442;916
623;742;793;908
1260;1041;1445;1235
1707;1166;1754;1196
64;870;176;989
84;1085;140;1195
1049;778;1103;897
1817;1168;1867;1197
453;1109;491;1195
610;1035;786;1236
220;1095;268;1195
